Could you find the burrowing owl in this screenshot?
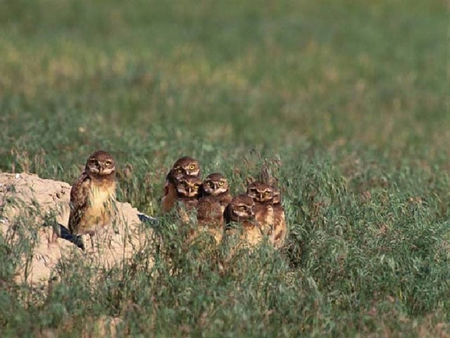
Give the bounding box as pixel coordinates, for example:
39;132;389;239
161;156;201;213
196;173;232;242
271;187;287;249
174;175;202;223
246;181;275;237
68;150;117;249
224;194;263;248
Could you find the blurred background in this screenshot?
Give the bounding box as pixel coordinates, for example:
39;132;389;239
0;0;447;186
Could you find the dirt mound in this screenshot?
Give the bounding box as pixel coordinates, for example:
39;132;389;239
0;172;154;285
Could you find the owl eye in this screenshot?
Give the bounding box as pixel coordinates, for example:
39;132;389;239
105;160;112;166
219;181;224;186
189;165;195;170
264;191;271;196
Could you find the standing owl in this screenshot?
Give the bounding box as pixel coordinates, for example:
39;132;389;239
161;156;201;213
174;175;202;223
246;181;275;238
247;182;287;249
224;194;263;248
196;173;232;243
68;150;117;250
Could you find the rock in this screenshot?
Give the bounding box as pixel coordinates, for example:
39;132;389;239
0;172;154;285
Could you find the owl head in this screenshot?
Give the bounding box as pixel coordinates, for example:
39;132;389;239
226;194;255;223
170;156;201;181
246;181;274;203
85;150;115;177
175;176;202;198
272;187;282;205
202;173;229;196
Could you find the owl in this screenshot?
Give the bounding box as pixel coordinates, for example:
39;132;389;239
174;175;202;223
161;156;201;213
196;173;232;243
271;187;287;249
224;194;263;248
246;181;275;237
68;150;117;250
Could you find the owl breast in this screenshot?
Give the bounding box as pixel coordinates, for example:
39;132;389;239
81;183;116;233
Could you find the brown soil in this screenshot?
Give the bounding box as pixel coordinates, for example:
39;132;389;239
0;172;154;285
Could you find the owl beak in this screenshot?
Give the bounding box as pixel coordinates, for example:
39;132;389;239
213;183;219;190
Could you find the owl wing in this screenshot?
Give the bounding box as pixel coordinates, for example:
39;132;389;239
196;197;212;222
253;204;274;236
68;172;91;234
197;197;222;226
162;179;178;213
273;206;287;248
219;194;233;209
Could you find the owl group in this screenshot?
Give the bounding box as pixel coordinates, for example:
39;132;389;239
161;156;287;249
65;151;287;251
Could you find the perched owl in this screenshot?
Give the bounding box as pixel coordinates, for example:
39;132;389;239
271;187;287;249
246;181;275;237
68;150;117;250
196;173;232;243
161;156;201;213
174;175;202;223
224;194;263;248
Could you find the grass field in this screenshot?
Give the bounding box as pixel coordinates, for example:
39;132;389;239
1;0;449;336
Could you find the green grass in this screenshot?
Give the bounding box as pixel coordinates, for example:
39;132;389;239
0;0;449;336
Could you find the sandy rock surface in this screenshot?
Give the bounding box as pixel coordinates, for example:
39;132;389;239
0;172;154;285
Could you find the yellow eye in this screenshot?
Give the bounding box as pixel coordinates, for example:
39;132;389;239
189;165;195;170
219;181;224;186
264;191;271;196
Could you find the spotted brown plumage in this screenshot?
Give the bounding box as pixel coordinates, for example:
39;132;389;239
246;181;287;249
68;150;117;249
174;175;202;223
270;187;287;249
161;156;201;213
195;173;232;243
224;194;263;248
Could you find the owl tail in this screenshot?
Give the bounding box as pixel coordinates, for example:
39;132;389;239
137;213;159;226
58;223;85;250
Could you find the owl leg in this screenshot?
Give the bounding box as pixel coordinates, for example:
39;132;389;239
50;228;59;243
89;234;95;251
